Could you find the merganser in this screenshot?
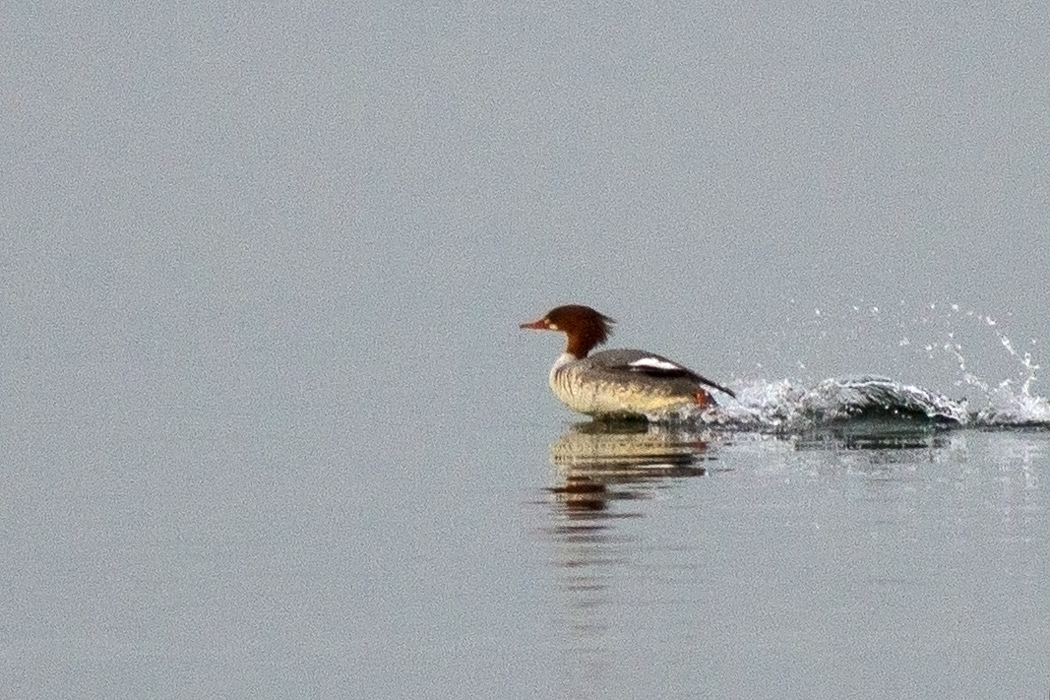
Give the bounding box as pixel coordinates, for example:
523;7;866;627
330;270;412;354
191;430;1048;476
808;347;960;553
521;304;736;418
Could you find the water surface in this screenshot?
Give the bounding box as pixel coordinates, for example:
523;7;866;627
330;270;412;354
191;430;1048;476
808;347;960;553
533;422;1049;699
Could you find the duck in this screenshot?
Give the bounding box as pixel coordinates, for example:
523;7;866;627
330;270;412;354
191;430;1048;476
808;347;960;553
520;304;735;419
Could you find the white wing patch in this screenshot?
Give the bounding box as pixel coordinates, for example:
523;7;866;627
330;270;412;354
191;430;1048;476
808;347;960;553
628;357;682;372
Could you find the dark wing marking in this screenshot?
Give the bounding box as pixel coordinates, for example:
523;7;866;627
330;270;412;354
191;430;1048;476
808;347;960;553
691;374;737;399
611;360;737;399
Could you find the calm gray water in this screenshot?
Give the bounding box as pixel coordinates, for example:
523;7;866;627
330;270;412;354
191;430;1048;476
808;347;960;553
4;367;1049;698
2;388;1050;700
5;1;1050;698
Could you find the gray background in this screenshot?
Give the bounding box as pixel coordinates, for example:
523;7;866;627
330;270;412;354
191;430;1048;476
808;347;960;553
6;1;1049;402
3;2;1049;698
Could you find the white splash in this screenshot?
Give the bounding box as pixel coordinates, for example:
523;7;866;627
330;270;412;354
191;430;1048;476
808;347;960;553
934;307;1047;426
639;302;1050;431
647;376;971;431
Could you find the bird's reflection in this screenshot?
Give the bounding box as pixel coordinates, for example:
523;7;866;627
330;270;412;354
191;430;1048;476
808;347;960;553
546;419;716;520
541;420;720;689
542;421;720;585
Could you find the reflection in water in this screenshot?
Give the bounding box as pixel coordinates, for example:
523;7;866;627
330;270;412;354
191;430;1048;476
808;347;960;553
986;430;1045;540
791;421;960;476
793;419;954;454
541;421;718;693
546;420;715;517
534;421;1048;698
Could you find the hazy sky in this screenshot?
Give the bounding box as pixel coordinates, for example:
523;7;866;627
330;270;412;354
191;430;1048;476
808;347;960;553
5;1;1050;411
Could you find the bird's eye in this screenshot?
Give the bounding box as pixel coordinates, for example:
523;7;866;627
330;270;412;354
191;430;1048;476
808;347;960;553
548;322;558;330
